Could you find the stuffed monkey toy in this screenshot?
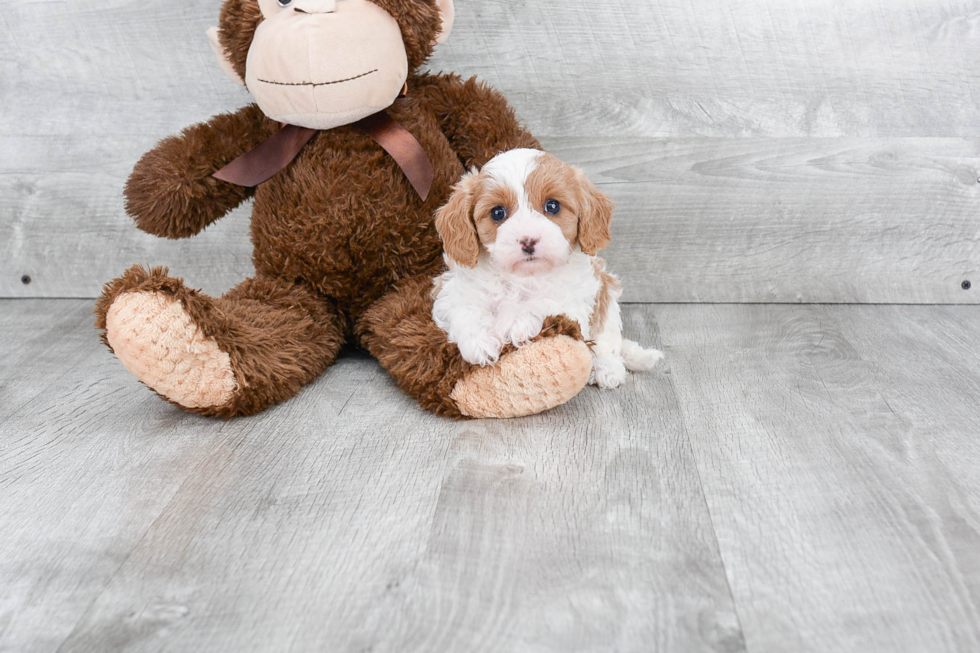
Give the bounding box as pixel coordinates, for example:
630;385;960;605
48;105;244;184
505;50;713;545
95;0;593;419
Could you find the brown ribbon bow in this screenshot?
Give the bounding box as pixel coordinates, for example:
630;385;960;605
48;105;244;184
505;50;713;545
212;110;434;202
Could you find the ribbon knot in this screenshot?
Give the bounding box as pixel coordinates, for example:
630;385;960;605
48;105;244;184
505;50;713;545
213;110;434;202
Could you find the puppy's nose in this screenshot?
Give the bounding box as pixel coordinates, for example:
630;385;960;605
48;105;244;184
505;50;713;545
520;238;538;256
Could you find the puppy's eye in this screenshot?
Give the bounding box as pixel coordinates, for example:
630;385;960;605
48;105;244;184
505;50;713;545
490;206;508;223
544;199;561;215
278;0;292;7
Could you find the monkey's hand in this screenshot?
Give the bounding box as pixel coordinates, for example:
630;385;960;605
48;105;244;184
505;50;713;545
415;73;541;170
124;104;279;239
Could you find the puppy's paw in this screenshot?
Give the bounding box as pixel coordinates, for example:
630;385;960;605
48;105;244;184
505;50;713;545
457;332;503;367
498;313;546;348
591;355;627;389
622;339;665;372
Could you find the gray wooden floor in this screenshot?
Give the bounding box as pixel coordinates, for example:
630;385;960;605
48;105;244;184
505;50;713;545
1;300;979;653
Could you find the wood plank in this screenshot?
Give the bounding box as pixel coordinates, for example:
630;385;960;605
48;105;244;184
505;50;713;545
0;300;99;417
657;304;980;652
0;301;237;651
0;300;92;366
584;138;980;304
2;0;977;139
435;0;980;139
2;0;979;301
0;302;741;652
3;137;978;302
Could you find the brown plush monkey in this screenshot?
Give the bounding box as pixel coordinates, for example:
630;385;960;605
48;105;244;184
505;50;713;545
95;0;593;419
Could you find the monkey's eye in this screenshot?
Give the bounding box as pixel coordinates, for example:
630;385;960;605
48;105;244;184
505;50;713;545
544;199;561;215
490;206;508;223
277;0;292;6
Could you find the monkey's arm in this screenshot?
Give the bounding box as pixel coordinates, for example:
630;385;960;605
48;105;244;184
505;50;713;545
414;73;542;169
124;104;279;239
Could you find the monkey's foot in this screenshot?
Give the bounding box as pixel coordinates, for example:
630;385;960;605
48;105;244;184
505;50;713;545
98;266;345;418
450;316;592;419
105;291;237;410
95;266;238;414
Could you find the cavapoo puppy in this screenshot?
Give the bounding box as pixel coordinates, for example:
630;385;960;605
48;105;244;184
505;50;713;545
432;148;663;389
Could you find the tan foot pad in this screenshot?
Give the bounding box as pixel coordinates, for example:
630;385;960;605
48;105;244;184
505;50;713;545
451;335;592;419
105;291;236;409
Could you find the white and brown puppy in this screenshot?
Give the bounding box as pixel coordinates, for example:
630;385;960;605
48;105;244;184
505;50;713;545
432;148;663;389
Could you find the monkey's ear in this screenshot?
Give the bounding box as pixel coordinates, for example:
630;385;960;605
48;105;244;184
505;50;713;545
577;171;614;256
435;173;481;268
434;0;455;45
208;27;245;86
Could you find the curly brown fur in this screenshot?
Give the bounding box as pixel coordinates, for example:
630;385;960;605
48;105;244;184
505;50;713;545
369;0;443;70
216;0;264;83
125;105;278;239
355;274;471;417
414;73;542;168
96;265;345;418
356;274;584;418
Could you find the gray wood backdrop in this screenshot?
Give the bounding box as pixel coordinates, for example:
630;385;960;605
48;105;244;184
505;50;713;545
1;0;978;302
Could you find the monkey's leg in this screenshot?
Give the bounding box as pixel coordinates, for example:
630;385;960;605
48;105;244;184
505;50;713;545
355;275;593;419
95;266;345;418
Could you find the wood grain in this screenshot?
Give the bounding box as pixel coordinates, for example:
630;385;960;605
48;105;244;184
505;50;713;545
0;301;234;651
434;0;980;139
2;0;979;301
3;0;978;139
656;304;980;652
5;301;980;651
3;136;977;302
572;137;980;304
0;300;96;415
0;301;741;652
6;301;980;650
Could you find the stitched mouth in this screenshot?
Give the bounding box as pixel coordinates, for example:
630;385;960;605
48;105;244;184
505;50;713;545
257;69;378;88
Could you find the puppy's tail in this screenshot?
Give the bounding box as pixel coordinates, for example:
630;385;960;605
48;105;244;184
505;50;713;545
622;339;664;372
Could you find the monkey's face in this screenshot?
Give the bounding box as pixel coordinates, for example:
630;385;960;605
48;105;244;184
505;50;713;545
240;0;408;130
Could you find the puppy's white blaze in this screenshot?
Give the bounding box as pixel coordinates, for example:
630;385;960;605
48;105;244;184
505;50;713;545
482;148;542;195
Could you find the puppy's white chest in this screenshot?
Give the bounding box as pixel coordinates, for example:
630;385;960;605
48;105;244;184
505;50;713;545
489;257;600;341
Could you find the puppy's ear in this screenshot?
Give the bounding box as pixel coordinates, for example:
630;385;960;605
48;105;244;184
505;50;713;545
435;172;482;268
577;171;614;255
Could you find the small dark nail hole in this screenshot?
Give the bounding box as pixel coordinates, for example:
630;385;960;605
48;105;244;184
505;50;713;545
962;280;972;290
21;275;31;285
